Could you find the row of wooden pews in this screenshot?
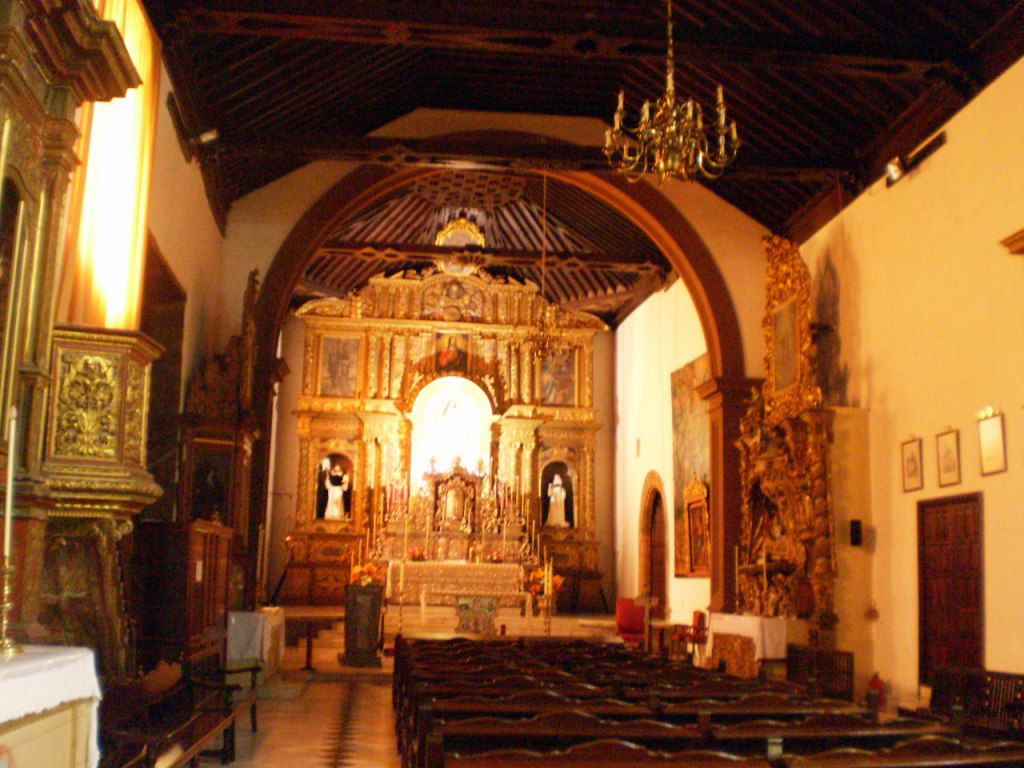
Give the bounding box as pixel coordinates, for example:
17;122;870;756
393;637;1024;768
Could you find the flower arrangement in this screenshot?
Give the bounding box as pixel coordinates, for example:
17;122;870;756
524;567;564;596
407;546;426;561
350;561;386;587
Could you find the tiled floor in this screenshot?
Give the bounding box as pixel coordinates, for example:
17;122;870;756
228;645;401;768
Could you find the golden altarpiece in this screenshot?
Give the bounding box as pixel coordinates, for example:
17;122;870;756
0;0;154;681
281;264;604;609
734;235;836;642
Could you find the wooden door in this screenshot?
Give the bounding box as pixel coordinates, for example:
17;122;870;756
918;493;983;685
640;492;668;620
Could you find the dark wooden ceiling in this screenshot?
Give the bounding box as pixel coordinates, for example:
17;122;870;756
299;171;671;326
148;0;1024;240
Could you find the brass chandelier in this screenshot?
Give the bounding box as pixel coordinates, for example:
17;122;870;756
604;0;740;182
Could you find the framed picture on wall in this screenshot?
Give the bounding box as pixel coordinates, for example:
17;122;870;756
901;437;923;492
978;412;1007;475
936;428;961;487
771;300;799;393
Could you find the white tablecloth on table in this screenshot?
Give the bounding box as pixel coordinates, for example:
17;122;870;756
0;645;101;768
228;607;285;676
708;612;788;660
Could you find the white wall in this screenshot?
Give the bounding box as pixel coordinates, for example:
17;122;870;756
146;65;225;392
801;56;1024;702
615;279;710;620
267;315;304;594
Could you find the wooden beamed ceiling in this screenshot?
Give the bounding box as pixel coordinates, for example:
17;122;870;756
147;0;1024;241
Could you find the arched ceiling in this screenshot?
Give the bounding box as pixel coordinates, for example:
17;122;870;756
146;0;1024;239
296;171;672;327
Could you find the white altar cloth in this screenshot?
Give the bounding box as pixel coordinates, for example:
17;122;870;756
708;612;788;660
0;645;101;768
228;607;285;676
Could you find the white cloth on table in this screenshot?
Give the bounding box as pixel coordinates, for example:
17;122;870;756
228;607;285;676
708;612;788;660
0;645;101;768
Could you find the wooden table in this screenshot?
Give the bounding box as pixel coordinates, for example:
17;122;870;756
281;605;346;671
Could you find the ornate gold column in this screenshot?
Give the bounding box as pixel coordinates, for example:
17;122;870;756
0;0;140;649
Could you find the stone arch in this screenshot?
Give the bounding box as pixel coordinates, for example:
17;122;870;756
249;156;750;611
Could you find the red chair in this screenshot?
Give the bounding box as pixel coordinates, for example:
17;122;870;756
684;610;709;664
615;597;647;646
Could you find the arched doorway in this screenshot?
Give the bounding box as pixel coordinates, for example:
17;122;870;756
639;472;668;620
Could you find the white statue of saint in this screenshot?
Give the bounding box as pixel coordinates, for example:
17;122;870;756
323;459;350;520
546;474;569;528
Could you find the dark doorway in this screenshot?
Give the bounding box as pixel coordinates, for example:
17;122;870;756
640;491;668;620
918;493;984;685
140;236;186;521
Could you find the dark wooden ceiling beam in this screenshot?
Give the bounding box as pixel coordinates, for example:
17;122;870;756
170;7;975;85
204;134;850;183
316;242;666;277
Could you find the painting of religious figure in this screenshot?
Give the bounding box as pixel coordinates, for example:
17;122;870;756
539;348;576;407
191;442;233;523
319;336;361;397
316;452;354;520
670;354;711;576
435;332;469;373
686;491;710;575
540;461;575;528
772;300;798;392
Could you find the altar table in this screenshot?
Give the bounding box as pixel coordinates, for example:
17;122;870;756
387;560;523;606
708;612;788;660
0;645;101;768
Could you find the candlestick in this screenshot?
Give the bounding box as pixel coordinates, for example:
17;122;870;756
403;509;410;560
399;561;405;595
3;406;15;559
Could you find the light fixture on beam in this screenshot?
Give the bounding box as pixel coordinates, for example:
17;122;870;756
604;0;740;182
885;131;946;187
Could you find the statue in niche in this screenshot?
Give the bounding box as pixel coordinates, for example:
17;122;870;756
316;453;353;520
541;461;574;528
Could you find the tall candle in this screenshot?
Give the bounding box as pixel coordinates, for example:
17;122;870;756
3;406;15;559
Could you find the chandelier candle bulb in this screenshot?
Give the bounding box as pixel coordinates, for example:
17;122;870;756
3;407;15;559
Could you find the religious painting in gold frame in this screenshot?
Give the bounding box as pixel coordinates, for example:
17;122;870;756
680;475;710;577
539;347;578;407
435;332;470;374
762;235;820;426
318;334;363;398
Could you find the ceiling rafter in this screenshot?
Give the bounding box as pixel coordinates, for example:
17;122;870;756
171;6;976;85
202;133;850;184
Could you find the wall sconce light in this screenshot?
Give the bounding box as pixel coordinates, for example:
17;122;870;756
885;131;947;187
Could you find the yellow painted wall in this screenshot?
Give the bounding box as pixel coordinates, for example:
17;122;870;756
146;65;225;399
801;56;1024;702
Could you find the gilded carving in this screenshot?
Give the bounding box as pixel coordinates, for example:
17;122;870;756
762;235;821;427
736;236;834;634
54;350;120;459
123;358;144;466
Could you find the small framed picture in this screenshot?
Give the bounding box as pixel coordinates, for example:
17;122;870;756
978;412;1007;476
936;429;961;487
901;438;923;492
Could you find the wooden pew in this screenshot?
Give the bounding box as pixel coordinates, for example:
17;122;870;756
783;734;1024;767
443;739;773;768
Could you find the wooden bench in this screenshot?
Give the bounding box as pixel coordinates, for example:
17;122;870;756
444;739;772;768
903;668;1024;740
100;663;239;768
